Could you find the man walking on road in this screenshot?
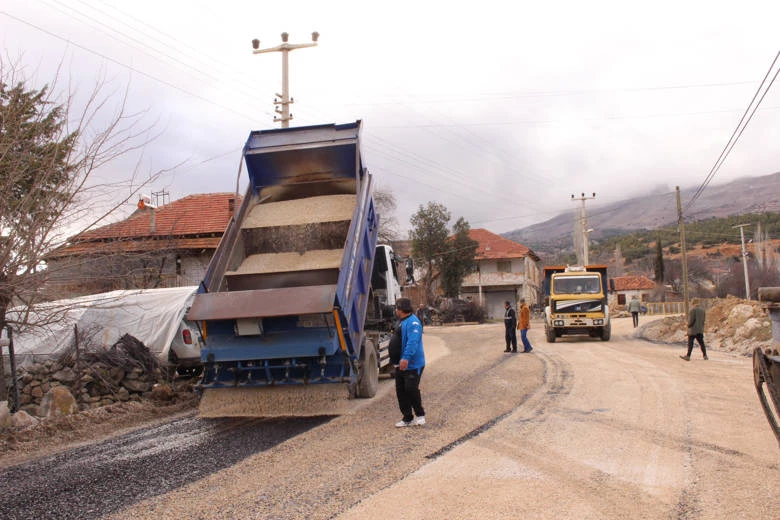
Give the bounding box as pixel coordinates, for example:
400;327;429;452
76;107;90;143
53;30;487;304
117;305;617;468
628;295;641;328
393;298;426;427
680;298;708;361
504;301;518;353
518;298;533;353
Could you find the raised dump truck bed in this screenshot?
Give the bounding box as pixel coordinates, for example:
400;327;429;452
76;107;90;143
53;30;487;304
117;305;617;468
187;121;400;416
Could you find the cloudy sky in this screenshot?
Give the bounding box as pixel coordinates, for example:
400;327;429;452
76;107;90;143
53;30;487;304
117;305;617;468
2;0;779;236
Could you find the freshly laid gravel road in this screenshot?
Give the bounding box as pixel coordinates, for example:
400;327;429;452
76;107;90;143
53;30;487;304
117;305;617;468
2;318;778;519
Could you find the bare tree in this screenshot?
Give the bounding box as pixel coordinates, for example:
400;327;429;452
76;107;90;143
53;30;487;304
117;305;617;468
1;57;166;333
373;184;400;244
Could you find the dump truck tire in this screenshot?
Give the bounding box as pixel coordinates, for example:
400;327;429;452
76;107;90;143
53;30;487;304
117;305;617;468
546;325;556;343
356;339;379;398
601;322;611;341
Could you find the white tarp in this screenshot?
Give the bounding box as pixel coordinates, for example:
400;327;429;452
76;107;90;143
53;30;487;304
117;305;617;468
5;286;198;367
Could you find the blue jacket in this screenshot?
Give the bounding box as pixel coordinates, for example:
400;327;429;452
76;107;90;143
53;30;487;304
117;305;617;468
400;314;425;371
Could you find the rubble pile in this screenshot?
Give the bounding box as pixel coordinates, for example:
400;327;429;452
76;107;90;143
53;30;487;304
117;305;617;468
10;334;176;419
638;296;774;356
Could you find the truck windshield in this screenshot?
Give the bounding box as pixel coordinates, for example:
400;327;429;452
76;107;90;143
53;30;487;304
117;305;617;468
553;275;601;294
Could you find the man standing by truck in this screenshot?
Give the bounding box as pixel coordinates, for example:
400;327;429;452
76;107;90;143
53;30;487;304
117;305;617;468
518;298;533;353
394;298;426;427
504;301;518;353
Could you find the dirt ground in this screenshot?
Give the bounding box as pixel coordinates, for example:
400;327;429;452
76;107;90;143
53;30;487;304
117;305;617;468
0;295;775;467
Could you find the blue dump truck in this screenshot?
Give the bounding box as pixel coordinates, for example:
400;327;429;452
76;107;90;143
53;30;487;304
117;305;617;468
186;121;405;417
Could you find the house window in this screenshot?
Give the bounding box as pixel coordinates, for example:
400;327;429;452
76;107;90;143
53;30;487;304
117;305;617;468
617;294;626;305
497;261;511;273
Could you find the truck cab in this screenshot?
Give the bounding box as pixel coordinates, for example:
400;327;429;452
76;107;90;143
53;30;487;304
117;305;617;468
544;265;611;342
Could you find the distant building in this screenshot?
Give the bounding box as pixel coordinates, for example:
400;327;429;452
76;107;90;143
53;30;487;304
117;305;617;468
460;229;542;319
611;275;656;306
45;193;239;298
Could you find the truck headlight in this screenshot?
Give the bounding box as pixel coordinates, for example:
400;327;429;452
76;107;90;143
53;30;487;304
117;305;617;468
593;319;603;325
553;320;564;326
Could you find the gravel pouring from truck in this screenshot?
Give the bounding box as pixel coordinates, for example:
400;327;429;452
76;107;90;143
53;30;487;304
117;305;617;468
544;265;611;342
186;121;405;417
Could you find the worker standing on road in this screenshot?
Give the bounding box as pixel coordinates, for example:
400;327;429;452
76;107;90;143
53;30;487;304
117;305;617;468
416;303;427;332
504;301;518;353
517;298;533;353
628;295;641;328
680;298;708;361
393;297;426;427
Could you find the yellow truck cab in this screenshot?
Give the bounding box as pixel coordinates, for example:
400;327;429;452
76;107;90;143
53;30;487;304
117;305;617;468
543;265;611;342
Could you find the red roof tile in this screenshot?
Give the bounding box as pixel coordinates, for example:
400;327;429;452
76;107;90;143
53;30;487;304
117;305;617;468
47;193;239;259
74;193;239;240
612;275;656;291
468;228;539;261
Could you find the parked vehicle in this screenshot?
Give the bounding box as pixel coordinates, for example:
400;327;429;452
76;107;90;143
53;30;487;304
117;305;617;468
4;286;202;373
543;265;611;342
187;121;405;416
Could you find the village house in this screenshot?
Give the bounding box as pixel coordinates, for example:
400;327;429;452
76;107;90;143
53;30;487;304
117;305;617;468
45;193;238;298
610;275;656;307
460;229;543;319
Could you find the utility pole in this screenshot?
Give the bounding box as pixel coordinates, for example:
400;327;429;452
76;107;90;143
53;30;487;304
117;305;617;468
734;223;752;299
571;192;596;265
676;186;689;317
251;31;319;128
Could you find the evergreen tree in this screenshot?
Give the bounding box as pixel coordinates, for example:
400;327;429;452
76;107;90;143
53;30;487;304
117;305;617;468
410;202;450;303
440;217;478;297
0;79;79;323
654;235;665;284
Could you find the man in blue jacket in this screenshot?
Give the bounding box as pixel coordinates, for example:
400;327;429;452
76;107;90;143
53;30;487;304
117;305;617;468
393;297;426;427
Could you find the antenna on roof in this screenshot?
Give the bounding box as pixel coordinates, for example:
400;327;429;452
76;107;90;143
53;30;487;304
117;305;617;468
151;190;170;207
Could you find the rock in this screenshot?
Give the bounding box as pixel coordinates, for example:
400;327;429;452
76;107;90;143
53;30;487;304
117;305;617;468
52;367;78;383
109;367;125;384
10;409;38;429
0;401;10;427
117;387;131;402
736;318;762;339
150;383;175;402
30;385;44;399
123;379;152;393
39;386;79;418
727;304;754;323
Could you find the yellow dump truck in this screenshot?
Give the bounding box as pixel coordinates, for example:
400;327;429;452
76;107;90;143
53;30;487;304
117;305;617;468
543;265;611;342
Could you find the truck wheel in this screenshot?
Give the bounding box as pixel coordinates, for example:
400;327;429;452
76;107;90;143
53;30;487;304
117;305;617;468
601;322;611;341
356;339;379;398
546;325;556;343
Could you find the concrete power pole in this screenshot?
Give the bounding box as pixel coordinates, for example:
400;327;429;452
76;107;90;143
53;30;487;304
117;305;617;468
571;192;596;265
734;223;752;299
676;187;690;317
251;32;319;128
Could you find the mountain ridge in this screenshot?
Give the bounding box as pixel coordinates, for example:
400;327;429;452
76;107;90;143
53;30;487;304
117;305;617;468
504;171;780;252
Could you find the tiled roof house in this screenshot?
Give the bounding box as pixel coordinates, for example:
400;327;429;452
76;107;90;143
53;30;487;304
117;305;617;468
611;275;656;306
45;193;239;297
460;229;542;319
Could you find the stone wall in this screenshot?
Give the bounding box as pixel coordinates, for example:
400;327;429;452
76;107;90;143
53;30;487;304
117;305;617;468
16;358;165;417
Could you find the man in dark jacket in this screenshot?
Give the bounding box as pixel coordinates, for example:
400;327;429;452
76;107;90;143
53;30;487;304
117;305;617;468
680;298;708;361
504;301;518;353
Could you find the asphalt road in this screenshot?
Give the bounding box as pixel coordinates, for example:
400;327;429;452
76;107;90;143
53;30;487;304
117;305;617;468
2;317;778;519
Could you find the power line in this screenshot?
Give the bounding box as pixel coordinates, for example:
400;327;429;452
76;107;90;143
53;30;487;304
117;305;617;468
685;50;780;212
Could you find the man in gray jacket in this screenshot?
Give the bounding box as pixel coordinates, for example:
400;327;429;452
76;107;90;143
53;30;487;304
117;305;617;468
680;298;708;361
